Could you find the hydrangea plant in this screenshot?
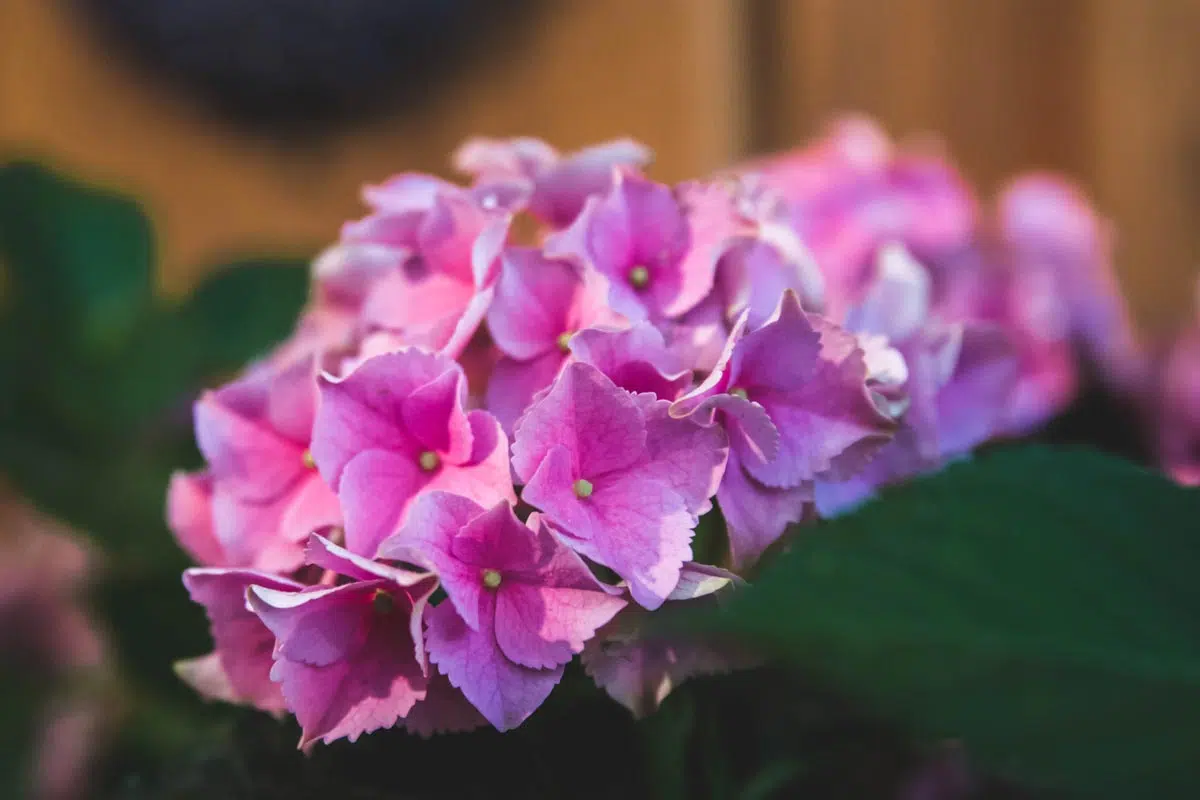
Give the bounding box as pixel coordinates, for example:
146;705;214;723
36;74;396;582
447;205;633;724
167;120;1144;746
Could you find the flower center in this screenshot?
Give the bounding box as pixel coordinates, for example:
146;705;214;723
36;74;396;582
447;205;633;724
418;451;441;472
556;330;574;353
302;449;316;470
627;265;650;290
573;478;594;498
372;589;395;615
481;569;503;590
728;387;749;401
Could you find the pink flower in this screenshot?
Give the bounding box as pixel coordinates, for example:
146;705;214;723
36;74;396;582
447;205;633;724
568;323;691;400
512;363;728;608
246;534;438;746
748;116;977;318
671;290;895;566
384;494;626;730
545;170;739;322
485;247;618;432
341;179;510;358
998;174;1145;394
581;563;749;716
310;349;513;558
454;136;652;229
183;356;341;572
1152;282;1200;485
179;568;303;712
815;246;1017;516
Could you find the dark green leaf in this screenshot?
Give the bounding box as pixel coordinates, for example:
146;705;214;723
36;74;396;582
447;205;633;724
697;446;1200;798
0;161;154;356
175;257;310;377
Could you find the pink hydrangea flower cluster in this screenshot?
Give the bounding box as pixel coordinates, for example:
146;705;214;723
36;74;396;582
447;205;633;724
168;120;1137;743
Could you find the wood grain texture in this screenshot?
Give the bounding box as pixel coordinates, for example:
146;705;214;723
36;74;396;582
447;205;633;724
0;0;745;295
763;0;1199;335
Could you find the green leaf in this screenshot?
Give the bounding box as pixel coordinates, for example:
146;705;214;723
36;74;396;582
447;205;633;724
174;256;310;377
697;446;1200;798
0;161;154;355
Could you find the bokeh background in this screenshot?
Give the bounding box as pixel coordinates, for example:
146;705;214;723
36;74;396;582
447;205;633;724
4;0;1197;330
1;1;1197;797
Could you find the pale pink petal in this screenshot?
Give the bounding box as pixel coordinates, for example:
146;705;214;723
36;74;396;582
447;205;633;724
278;474;342;548
182;568;302;712
337;450;426;558
167;471;224;566
174;652;239;706
194;392;306;502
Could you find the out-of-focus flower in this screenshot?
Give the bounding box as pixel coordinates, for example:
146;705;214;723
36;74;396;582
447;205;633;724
0;492;111;800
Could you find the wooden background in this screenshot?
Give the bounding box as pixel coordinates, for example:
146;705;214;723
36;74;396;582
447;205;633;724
2;0;1197;335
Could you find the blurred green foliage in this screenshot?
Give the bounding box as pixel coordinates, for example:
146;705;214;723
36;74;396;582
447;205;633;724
2;162;1197;799
698;447;1200;799
0;161;310;796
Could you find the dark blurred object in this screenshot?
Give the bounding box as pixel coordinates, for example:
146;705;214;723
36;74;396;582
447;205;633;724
71;0;542;136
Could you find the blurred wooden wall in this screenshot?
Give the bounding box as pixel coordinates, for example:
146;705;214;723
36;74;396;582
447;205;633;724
2;0;1198;333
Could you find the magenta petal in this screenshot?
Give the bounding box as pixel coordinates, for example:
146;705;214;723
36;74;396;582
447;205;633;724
523;452;693;610
730;291;823;393
311;349;453;488
423;411;515;509
182;568;302;712
488;249;584;360
495;582;626;669
935;324;1019;457
633;393;729;515
511;362;646;483
305;533;433;587
338;450;426;558
533;139;652;228
418;190;495;286
717;452;810;569
167;471;224;566
402;367;474;463
485;352;567;436
274;609;429;745
384;491;485;570
249;583;372;667
424;602;563;732
194;393;305;502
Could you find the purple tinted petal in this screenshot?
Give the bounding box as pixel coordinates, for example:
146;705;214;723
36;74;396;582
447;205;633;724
717;453;810;569
194;392;306;503
568;323;690;400
488;249;584;360
494;582;626;669
425;602;563;732
485;352;567;437
182;568;302;711
510;363;646;483
248;583;375;667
